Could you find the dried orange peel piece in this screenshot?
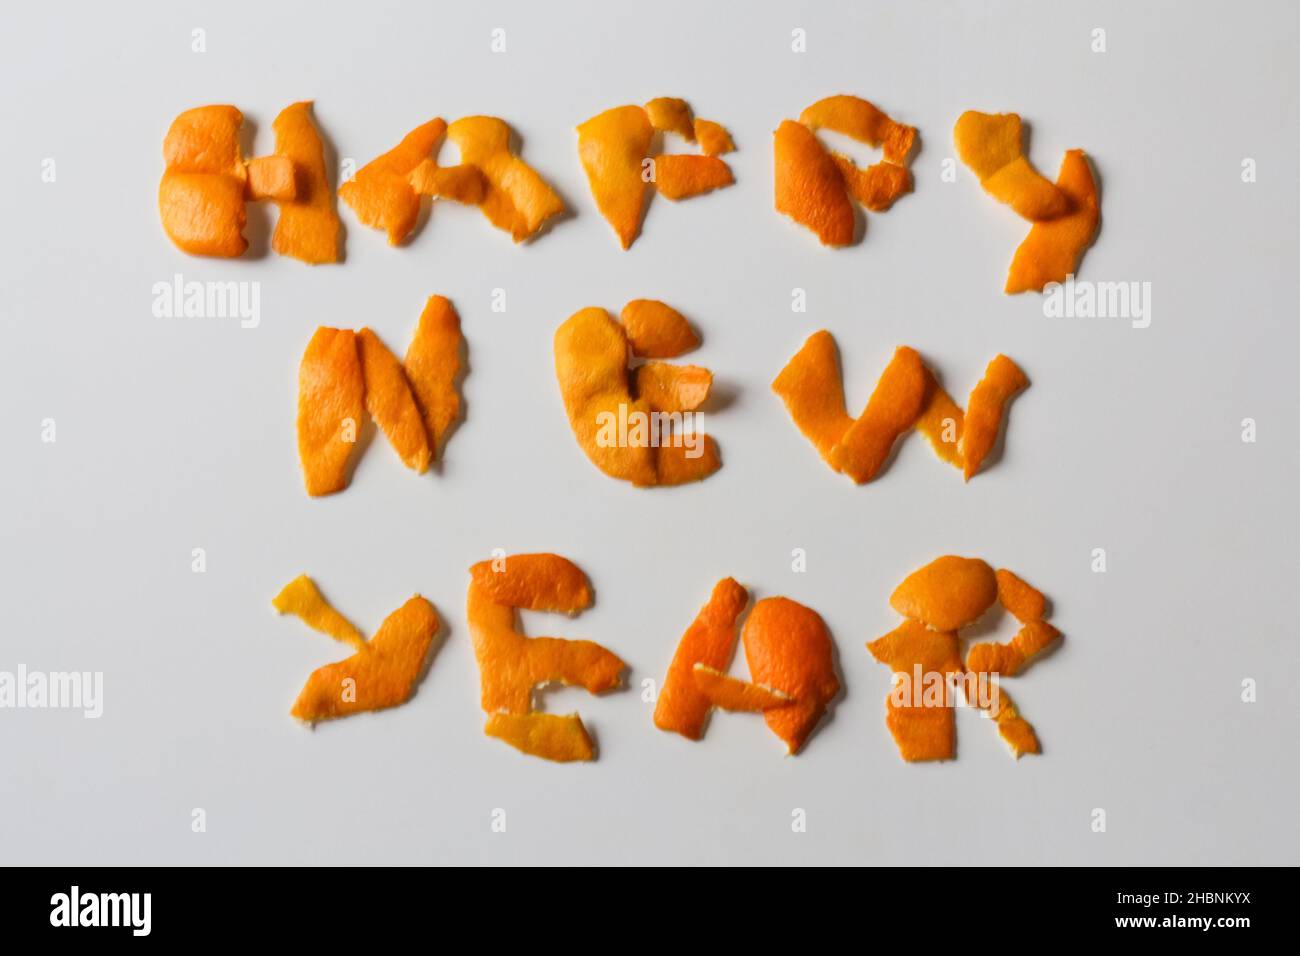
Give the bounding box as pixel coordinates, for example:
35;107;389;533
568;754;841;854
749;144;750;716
449;116;564;241
339;118;446;245
274;577;440;723
694;119;734;156
620;299;700;358
159;105;250;257
270;101;341;264
773;333;1027;482
272;574;366;649
653;577;749;740
484;712;595;762
771;330;854;467
774;119;856;247
645;97;695;140
691;665;792;712
891;556;998;631
800;95;917;165
828;346;928;483
743;597;840;754
832;154;912;212
402;295;464;459
1005;149;1100;293
555;303;721;487
954;110;1071;221
577;105;654;249
867;620;964;762
959;354;1028;480
297;299;465;494
358;329;431;474
634;363;712;412
296;327;364;496
408;160;487;205
873;557;1062;761
467;553;624;762
653;154;734;201
245;155;296;202
996;569;1046;622
966;620;1061;677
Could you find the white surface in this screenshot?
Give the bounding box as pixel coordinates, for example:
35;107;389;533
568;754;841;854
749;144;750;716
1;0;1297;866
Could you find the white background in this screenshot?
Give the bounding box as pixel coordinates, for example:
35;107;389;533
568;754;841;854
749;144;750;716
1;0;1297;865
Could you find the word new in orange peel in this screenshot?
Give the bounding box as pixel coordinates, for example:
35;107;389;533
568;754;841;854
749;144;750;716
953;110;1100;292
297;296;465;496
577;97;735;249
654;579;840;754
868;556;1062;761
342;115;564;246
774;95;917;247
772;331;1028;483
466;553;626;762
159;103;341;263
555;299;721;487
272;575;441;722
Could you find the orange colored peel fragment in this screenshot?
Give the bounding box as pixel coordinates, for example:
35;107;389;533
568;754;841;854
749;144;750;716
357;329;431;474
954;110;1070;221
774;119;856;247
771;330;854;467
996;568;1046;622
245;156;297;202
653;578;749;740
653;154;734;200
692;665;792;712
1005;149;1100;293
634;363;712;412
270;101;341;264
694;119;735;156
577;105;654;249
448;116;564;241
484;712;595;762
620;299;699;358
959;354;1028;480
890;555;998;631
868;620;964;762
158;105;249;257
744;597;840;754
828;346;928;483
296;327;364;496
293;596;439;723
645;97;695;140
467;554;624;762
402;295;464;459
800;95;917;164
339;119;446;245
272;574;366;649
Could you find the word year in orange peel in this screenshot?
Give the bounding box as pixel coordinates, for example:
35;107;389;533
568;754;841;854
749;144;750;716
341;115;564;246
868;555;1062;761
772;331;1028;483
297;296;465;496
577;97;735;249
272;574;441;723
159;103;341;263
554;300;721;487
654;578;840;754
466;553;626;762
774;95;917;247
953;110;1100;293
